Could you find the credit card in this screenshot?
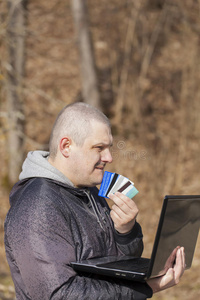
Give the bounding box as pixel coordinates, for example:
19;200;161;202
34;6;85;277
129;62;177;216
98;171;138;199
98;171;115;197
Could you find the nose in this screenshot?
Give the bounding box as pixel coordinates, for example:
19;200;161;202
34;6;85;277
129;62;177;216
101;148;113;164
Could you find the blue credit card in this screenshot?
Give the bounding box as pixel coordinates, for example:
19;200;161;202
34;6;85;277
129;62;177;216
98;171;115;197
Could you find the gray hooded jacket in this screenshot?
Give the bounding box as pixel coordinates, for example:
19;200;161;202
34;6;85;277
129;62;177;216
4;151;152;300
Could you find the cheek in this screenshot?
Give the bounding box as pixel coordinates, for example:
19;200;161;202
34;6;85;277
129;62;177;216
85;154;101;172
73;149;101;171
84;149;100;161
71;152;85;169
78;153;93;170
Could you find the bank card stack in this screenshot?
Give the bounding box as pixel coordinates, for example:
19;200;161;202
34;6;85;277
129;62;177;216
98;171;138;199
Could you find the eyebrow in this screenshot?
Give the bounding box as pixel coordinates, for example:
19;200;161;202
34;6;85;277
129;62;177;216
92;142;113;148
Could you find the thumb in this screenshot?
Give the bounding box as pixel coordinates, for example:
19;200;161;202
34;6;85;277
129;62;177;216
161;268;174;287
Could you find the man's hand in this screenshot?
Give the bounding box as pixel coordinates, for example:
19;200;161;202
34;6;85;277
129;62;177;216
147;247;186;293
109;192;139;234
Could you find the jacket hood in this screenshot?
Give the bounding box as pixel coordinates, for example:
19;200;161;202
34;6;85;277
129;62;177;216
19;151;74;187
18;151;109;232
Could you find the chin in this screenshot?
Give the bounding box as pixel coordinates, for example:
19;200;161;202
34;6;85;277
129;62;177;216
87;169;104;187
91;175;104;187
95;177;104;186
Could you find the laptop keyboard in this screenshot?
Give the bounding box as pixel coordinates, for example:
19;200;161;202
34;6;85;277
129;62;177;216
99;257;150;272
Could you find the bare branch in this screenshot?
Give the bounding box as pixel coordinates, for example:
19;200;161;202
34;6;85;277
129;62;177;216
71;0;101;109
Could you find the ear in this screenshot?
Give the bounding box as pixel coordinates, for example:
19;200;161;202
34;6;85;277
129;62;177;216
59;137;72;158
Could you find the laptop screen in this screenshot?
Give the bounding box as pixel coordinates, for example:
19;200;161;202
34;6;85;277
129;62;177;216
149;195;200;278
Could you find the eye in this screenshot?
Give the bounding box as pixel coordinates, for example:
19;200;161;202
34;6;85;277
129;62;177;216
96;146;103;151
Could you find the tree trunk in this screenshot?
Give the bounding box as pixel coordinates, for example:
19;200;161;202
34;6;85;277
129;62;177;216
6;0;27;185
71;0;101;109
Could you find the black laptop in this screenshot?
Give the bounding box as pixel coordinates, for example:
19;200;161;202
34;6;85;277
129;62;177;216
71;195;200;282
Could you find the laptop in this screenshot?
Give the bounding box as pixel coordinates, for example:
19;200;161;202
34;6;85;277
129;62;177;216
71;195;200;282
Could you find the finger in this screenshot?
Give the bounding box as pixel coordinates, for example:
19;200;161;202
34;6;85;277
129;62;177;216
111;203;136;223
164;247;179;269
111;204;124;219
180;247;186;271
110;208;136;233
111;201;138;223
109;192;136;208
110;209;123;222
159;268;175;289
164;268;174;284
110;209;131;231
109;192;138;215
178;248;185;270
174;248;185;281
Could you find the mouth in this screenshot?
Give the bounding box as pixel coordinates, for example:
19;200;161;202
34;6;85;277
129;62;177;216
95;164;105;171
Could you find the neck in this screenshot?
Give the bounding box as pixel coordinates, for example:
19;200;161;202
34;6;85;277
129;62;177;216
48;155;77;187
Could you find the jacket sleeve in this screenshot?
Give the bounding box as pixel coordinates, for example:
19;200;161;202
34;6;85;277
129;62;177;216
114;221;144;257
6;192;152;300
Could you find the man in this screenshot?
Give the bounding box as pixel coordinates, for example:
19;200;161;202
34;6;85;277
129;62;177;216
4;102;185;299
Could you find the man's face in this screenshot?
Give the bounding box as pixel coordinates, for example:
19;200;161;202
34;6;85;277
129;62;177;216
68;121;113;188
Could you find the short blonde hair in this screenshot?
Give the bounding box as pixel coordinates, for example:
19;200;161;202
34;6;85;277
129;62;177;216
49;102;110;158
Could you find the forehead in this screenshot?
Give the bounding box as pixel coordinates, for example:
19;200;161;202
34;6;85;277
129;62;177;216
85;121;113;145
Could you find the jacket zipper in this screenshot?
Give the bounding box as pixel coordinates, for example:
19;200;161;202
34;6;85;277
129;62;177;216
83;189;107;232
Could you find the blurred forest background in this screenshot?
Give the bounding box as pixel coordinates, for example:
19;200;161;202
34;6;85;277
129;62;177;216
0;0;200;299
